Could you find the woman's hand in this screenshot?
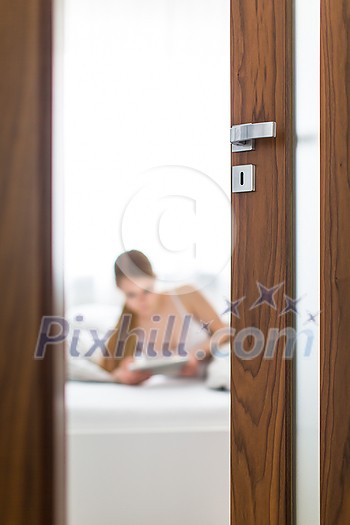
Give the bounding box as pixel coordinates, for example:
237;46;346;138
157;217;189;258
178;352;201;377
111;356;152;385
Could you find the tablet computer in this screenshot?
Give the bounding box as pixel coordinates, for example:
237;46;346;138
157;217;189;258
128;355;189;375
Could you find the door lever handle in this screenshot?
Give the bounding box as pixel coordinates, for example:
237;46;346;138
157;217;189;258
230;121;276;152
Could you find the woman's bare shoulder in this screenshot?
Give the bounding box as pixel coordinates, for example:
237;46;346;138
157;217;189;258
166;284;198;296
165;285;200;310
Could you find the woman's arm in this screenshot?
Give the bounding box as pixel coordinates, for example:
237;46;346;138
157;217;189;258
97;325;152;385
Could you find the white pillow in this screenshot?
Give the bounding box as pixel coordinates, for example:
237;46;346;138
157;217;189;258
65;303;120;332
205;343;231;391
66;356;113;382
65;303;120;382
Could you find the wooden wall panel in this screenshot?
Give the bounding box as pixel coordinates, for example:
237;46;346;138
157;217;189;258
320;1;350;523
230;1;293;523
0;1;65;524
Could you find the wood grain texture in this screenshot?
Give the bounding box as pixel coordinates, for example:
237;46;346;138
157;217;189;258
321;1;350;523
230;1;293;524
0;1;65;524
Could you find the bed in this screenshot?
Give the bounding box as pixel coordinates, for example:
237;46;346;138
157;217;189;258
66;375;230;525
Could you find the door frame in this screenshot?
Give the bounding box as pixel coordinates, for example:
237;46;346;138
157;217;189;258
0;1;65;524
320;0;350;523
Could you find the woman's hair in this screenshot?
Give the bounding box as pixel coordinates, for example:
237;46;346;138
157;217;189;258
100;250;156;372
114;249;155;287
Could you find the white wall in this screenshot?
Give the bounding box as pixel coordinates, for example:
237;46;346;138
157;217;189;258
62;0;231;312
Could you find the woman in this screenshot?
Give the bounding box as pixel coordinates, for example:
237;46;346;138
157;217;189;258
98;250;229;385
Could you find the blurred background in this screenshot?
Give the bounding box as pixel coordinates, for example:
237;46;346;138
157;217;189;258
61;0;231;315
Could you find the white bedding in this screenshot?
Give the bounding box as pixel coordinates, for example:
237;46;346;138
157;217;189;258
66;306;231;525
66;376;230;433
66;377;230;525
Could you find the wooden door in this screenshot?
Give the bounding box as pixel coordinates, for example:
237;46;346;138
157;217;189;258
230;1;293;524
320;0;350;523
0;1;65;524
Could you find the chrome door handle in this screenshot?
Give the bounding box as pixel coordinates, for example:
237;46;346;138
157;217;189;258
230;121;276;152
